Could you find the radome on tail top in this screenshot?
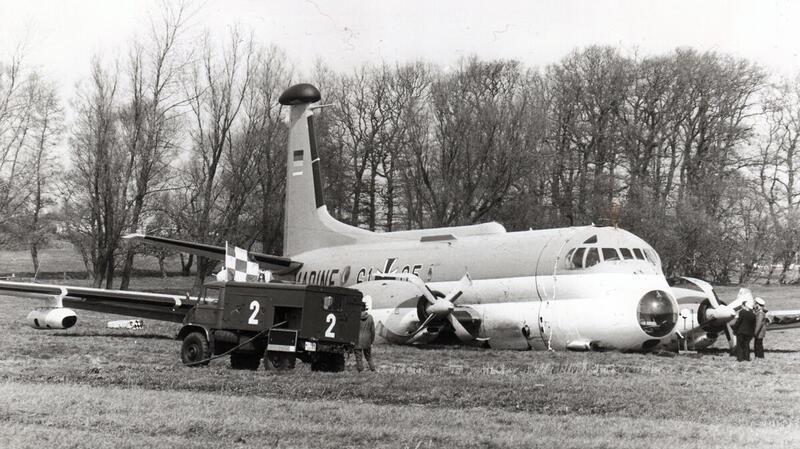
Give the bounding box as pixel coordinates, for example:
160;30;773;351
3;83;800;353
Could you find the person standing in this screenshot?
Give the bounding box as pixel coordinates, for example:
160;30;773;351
354;299;376;372
753;297;768;359
732;300;757;362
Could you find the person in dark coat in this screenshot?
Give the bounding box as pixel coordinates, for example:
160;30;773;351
731;300;757;362
354;298;376;372
753;297;768;359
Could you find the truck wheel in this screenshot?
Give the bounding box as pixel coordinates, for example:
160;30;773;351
230;352;260;370
264;351;295;370
181;331;210;367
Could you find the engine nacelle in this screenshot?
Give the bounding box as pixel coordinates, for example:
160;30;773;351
27;307;78;329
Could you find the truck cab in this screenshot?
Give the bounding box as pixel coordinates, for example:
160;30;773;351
178;281;363;372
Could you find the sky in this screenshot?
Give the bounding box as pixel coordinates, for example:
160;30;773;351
2;0;800;98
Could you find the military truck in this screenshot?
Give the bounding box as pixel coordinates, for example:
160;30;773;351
177;281;363;372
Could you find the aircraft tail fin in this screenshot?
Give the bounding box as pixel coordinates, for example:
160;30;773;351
279;84;374;256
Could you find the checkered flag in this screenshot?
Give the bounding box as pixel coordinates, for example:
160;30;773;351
225;242;261;282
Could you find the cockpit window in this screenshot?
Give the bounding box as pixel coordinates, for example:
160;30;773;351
602;248;620;261
570;247;586;269
643;249;659;266
569;245;638;268
583;235;597;244
585;248;600;267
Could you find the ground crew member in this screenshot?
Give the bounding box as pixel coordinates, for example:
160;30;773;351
354;297;376;372
753;297;768;359
732;300;756;362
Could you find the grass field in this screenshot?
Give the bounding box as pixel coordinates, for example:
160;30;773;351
1;277;800;448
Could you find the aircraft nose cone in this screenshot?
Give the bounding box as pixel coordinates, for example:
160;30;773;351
637;290;678;337
706;305;735;322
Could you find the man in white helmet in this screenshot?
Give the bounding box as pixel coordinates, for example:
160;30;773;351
731;299;757;362
354;296;376;372
753;297;768;359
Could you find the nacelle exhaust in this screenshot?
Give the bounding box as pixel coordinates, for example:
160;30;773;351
27;307;77;329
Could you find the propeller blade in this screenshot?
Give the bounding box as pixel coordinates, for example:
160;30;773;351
447;314;474;343
407;329;432;345
724;323;736;352
395;273;438;304
727;288;753;310
443;273;473;304
681;277;720;308
406;313;436;341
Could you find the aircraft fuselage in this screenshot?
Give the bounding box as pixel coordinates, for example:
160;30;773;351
282;225;678;351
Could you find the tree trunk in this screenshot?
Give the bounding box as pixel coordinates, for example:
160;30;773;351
194;256;217;290
104;249;115;289
765;263;776;285
92;254;106;288
118;250;136;290
30;245;39;277
180;253;194;276
158;255;167;278
119;195;146;290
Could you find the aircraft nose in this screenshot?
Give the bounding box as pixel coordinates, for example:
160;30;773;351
637;290;678;337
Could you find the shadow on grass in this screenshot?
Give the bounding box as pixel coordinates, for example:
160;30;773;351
697;347;800;354
411;344;488;352
50;332;175;340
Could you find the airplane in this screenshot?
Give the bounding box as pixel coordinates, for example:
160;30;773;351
2;83;800;353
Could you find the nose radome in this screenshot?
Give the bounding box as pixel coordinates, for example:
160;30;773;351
279;83;321;106
637;290;678;337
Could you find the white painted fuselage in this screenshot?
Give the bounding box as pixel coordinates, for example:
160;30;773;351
281;224;678;351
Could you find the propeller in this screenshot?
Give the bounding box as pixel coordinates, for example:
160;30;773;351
681;277;738;351
376;272;482;343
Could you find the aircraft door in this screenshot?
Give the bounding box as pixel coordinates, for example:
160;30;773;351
480;302;539;350
534;236;570;350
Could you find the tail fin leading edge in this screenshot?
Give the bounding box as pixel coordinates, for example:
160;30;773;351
280;84;373;256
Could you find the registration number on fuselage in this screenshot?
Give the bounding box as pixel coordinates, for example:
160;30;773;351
293;258;425;286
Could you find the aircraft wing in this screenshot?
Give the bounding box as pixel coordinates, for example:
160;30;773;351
767;310;800;331
123;234;302;274
0;280;193;323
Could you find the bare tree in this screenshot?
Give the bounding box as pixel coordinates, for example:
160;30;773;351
0;42;63;272
245;46;292;255
0;46;36;239
64;58;124;287
117;3;190;289
24;74;63;274
179;28;258;287
325;66;393;228
405;58;539;227
755;77;800;283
